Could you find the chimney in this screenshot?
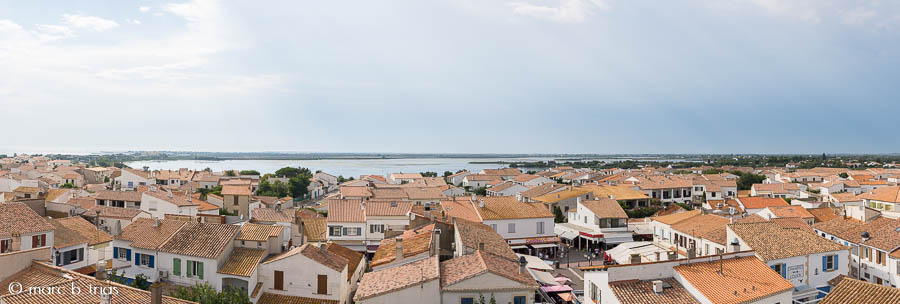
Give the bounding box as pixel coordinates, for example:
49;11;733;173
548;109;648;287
95;261;107;281
100;292;112;304
576;197;582;205
395;237;404;261
153;218;160;228
470;194;476;202
150;282;163;304
320;243;328;253
609;194;615;200
478;199;485;208
299;221;306;245
518;256;527;274
652;280;664;294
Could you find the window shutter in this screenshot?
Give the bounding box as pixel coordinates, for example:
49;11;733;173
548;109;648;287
197;262;204;279
126;249;132;261
780;264;786;278
134;253;140;266
822;256;827;271
78;248;84;262
173;258;181;276
114;247;119;259
834;255;838;270
148;255;154;268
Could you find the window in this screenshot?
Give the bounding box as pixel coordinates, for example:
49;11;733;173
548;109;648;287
342;227;361;236
31;234;46;248
274;271;284;290
0;239;10;253
233;196;239;206
370;224;384;234
317;274;328;294
823;255;836;271
877;251;886;266
590;282;600;301
460;297;474;304
127;181;133;188
186;260;204;279
514;296;527;304
139;253;153;268
508;223;516;233
772;263;785;278
537;222;545;234
329;226;342;237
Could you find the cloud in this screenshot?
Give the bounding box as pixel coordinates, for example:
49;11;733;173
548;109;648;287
139;6;151;13
508;0;609;23
128;19;142;25
734;0;900;28
61;14;119;31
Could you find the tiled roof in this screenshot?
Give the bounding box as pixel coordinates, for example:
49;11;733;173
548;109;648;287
766;205;814;219
371;224;434;267
372;188;407;199
327;243;364;281
237;223;283;242
365;201;413;217
706;199;744;214
533;189;590;203
257;293;339;304
264;244;348;273
475;196;553;220
144;189;198;207
355;256;440;301
95;190;143;202
859;186;900;203
830;192;863;202
738;197;789;209
340;186;372;198
807;207;841;223
89;205;144;219
0;202;54;238
159;222;240;259
222;185;252;196
252;208;293;223
813;216;865;241
217;247;267;277
578;184;649;201
439;197;482;222
116;218;186;250
671;214;731;245
728;221;848;261
44;189;71;203
482;168;521;176
513;174;540;182
819;277;900;304
651;210;701;225
857;217;900;252
51;216;111;247
454;219;518;261
299;218;327;242
580;198;628;219
675;256;794;304
465;174;502;181
403;187;445;200
440;251;539;289
751;183;800;194
13;186;40;193
520;183;567;198
0;262;194;304
326;199;365;223
608;278;699;304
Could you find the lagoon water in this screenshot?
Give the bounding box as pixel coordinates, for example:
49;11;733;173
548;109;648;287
124;157;552;178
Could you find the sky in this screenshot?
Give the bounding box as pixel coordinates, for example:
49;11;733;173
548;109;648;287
1;0;900;155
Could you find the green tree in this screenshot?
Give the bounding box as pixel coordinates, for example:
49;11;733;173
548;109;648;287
219;208;237;216
224;170;237;177
289;176;311;198
553;206;565;223
173;282;252;304
239;170;260;176
60;183;77;189
131;274;150;290
421;171;438;177
489;294;497;304
443;171;453;177
478;294;486;304
275;167;311;178
839;172;849;178
473;187;487;196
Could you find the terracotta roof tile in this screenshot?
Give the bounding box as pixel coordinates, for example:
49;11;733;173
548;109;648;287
737;197;789;209
580;198;628;219
217;248;266;277
671;214;731;245
440;197;482;223
264;244;348;273
475;196;553;220
728;221;847;261
0;202;54;238
252;208;293;223
440;251;539;288
116;218;186;250
159;222;240;259
454;219;518;261
365;201;413;217
371;224;434;267
766;205;814;219
820;277;900;304
608;278;699;304
237;223;283;242
299;218;327;242
651;210;701;225
327;243;364;281
257;293;338;304
859;186;900;203
50;216;111;247
354;256;440;301
675;256;794;304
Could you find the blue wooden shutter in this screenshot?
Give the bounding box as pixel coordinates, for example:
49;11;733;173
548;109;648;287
822;256;827;271
780;264;786;278
834;255;838;270
148;255;155;268
113;247;119;259
770;265;776;271
134;253;140;266
126;249;132;261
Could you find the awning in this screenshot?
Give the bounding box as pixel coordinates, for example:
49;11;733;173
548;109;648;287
559;230;578;240
554;277;571;284
517;254;554;271
532;270;558;286
510;245;528;250
541;285;574;293
558;292;575;302
530;243;558;249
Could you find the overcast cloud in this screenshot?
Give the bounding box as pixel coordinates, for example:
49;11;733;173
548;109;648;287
1;0;899;154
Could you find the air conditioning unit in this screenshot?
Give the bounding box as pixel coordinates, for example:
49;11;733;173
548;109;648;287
159;270;169;279
862;264;868;269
